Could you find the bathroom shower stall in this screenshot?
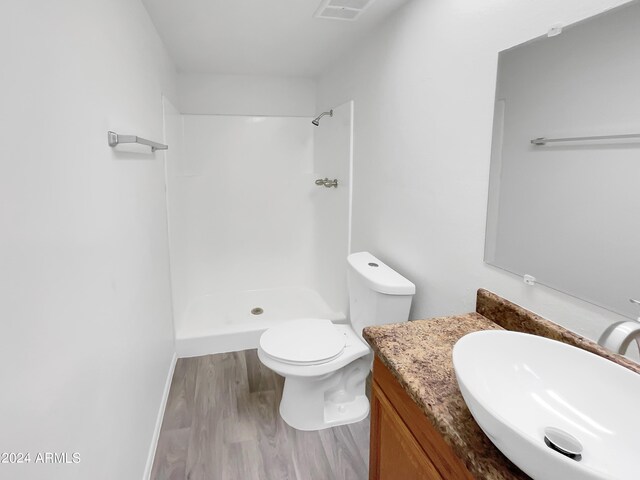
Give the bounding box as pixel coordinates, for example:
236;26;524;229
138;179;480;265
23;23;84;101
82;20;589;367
163;100;353;356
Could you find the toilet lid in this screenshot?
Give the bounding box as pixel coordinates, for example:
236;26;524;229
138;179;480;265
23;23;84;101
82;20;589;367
260;319;346;365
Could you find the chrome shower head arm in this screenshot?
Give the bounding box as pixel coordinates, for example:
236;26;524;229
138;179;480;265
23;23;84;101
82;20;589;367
312;109;333;126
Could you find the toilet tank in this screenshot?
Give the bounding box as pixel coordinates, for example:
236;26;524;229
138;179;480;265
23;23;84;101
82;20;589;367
347;252;416;339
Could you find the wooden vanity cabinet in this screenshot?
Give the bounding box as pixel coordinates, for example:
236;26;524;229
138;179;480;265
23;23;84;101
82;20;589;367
369;356;474;480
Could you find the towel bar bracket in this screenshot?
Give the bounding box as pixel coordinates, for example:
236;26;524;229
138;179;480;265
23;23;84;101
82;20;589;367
107;131;168;152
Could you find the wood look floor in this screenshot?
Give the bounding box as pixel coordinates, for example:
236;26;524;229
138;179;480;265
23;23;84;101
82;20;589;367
151;350;370;480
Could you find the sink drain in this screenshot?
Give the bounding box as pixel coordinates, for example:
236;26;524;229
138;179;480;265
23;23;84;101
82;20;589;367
251;307;264;315
544;427;582;461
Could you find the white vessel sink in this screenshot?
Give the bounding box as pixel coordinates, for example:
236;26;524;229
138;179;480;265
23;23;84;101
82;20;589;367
453;330;640;480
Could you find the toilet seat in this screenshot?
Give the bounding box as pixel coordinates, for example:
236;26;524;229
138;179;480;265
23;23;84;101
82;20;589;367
259;318;346;366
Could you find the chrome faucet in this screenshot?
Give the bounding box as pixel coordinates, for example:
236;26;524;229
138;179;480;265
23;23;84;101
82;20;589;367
597;299;640;354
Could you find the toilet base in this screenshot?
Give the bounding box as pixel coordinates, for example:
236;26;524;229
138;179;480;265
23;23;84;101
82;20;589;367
278;355;371;431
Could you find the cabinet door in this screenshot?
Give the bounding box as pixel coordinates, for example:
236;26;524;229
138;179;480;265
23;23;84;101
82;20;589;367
370;380;443;480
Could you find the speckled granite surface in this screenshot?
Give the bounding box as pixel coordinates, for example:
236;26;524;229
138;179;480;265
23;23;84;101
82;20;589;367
363;312;529;479
477;289;640;375
363;289;640;479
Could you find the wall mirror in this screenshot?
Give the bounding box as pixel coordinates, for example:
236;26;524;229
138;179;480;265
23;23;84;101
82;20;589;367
485;2;640;319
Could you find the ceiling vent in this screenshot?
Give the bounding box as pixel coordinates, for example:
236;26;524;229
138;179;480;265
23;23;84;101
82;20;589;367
314;0;376;21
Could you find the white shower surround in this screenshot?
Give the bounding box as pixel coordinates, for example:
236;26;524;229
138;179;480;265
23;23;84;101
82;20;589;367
165;105;353;355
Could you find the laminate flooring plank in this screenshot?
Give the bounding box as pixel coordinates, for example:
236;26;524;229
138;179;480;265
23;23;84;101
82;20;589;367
219;352;252;444
152;349;371;480
290;428;334;480
184;354;226;480
242;389;297;480
223;440;265;480
223;399;258;445
150;427;190;480
224;352;258;444
319;424;368;480
162;358;198;431
245;349;279;393
347;416;371;467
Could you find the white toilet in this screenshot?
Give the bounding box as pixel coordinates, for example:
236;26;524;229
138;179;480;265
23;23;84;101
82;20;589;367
257;251;415;431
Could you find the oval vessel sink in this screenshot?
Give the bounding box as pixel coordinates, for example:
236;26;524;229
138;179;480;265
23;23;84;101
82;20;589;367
453;330;640;480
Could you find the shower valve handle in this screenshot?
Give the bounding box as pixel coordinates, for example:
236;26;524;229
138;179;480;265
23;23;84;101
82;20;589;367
315;178;338;188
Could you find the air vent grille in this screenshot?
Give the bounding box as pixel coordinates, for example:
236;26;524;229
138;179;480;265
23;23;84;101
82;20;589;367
314;0;376;21
329;0;371;8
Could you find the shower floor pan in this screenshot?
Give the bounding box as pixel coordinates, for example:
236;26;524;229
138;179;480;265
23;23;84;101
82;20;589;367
175;287;346;357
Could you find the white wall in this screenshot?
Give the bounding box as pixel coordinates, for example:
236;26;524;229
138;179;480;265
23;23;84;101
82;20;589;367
0;1;177;479
317;0;635;344
178;73;317;116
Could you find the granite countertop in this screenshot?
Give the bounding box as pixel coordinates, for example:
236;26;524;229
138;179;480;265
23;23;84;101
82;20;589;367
363;312;529;479
362;290;640;479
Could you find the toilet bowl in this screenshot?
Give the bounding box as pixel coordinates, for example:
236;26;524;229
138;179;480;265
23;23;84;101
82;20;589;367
257;252;415;431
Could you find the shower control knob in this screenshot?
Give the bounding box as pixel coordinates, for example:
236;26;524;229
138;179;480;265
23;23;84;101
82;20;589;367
314;178;338;188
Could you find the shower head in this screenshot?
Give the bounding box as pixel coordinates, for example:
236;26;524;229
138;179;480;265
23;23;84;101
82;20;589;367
312;109;333;126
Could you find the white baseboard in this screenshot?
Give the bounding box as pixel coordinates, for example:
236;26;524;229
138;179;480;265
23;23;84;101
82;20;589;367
143;351;178;480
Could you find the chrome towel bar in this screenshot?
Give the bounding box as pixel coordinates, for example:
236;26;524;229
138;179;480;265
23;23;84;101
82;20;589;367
531;133;640;146
107;131;168;152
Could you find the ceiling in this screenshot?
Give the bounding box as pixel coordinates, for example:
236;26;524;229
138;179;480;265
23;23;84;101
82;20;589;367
142;0;410;77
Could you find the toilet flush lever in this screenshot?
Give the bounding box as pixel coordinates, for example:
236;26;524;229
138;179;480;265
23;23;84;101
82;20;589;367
315;177;338;188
